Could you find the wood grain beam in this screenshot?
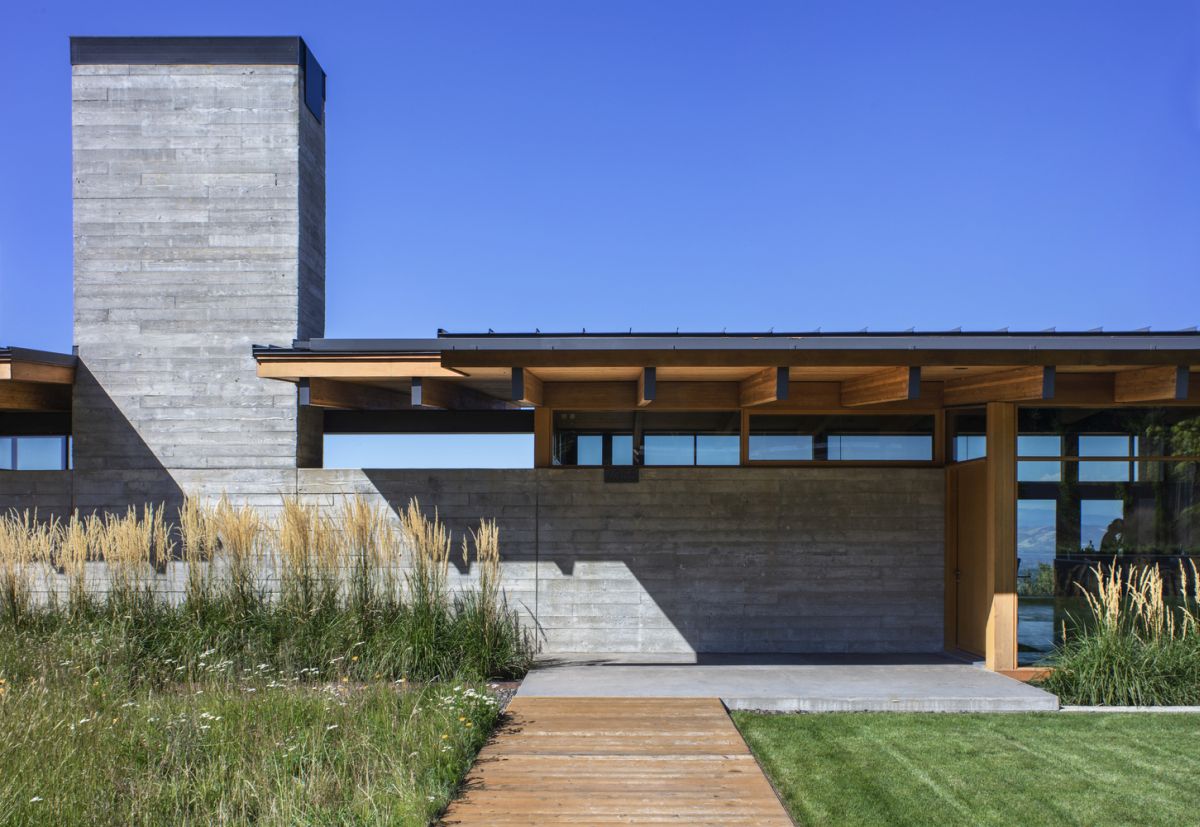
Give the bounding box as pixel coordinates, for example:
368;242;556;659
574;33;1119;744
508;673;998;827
739;367;789;407
257;356;462;381
511;368;544;407
944;367;1055;407
637;368;656;407
542;381;741;410
1113;366;1190;403
413;378;511;410
0;359;75;385
299;378;412;410
841;367;920;407
0;381;72;411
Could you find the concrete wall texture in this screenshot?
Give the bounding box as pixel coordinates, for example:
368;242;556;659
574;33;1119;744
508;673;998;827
0;468;945;654
70;59;324;513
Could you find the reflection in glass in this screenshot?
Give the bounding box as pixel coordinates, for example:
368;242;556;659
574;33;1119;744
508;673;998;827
576;435;603;466
12;437;68;471
953;435;986;461
1017;455;1200;665
0;437;11;470
1018;435;1061;457
1018;461;1061;482
612;434;634;465
749;434;813;461
827;434;931;461
644;435;695;466
696;435;740;465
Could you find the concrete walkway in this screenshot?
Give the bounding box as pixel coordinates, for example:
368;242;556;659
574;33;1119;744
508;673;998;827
519;653;1059;712
441;697;793;826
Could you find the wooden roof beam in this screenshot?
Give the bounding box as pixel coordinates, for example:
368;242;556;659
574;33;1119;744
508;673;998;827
299;378;412;410
740;367;789;407
414;378;512;411
257;356;462;381
637;368;656;407
841;367;920;407
511;368;544;406
944;366;1055;407
0;381;72;412
1113;366;1190;403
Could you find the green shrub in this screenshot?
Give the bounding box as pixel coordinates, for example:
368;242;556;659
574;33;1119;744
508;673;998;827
1040;561;1200;706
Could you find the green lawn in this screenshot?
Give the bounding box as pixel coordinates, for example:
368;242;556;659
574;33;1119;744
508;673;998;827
733;712;1200;827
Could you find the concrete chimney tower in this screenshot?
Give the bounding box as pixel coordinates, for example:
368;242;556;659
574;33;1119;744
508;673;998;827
69;37;325;511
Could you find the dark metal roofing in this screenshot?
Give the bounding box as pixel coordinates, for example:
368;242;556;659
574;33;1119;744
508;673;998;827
0;347;78;367
257;330;1200;355
69;36;312;66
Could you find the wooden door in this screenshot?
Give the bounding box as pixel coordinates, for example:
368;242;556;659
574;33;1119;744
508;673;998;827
947;460;988;656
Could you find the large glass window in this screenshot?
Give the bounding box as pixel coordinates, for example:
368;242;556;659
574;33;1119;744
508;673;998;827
1016;407;1200;665
948;408;986;462
554;411;739;466
748;414;934;462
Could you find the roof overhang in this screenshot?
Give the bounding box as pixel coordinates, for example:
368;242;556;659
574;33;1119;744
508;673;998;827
253;331;1200;412
0;348;76;412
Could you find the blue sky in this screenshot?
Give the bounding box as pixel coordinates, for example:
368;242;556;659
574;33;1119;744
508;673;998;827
2;0;1199;352
1;2;1198;465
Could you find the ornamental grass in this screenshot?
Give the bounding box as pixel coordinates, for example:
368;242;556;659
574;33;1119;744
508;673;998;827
1040;560;1200;706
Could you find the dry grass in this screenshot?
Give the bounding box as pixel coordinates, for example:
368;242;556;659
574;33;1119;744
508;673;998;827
0;496;534;683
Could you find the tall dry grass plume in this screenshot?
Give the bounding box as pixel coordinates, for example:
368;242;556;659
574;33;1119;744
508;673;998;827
0;511;54;624
103;505;171;611
179;498;218;608
338;495;397;615
1078;559;1200;643
211;497;264;613
58;513;97;615
400;498;450;613
278;497;340;615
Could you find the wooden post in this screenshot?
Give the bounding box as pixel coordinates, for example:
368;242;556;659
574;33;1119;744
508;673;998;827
985;401;1018;671
533;407;553;468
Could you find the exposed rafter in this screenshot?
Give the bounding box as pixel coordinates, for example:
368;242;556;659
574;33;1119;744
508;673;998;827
299;378;412;410
944;367;1055;407
413;378;511;410
1113;366;1190;403
739;367;789;407
841;367;920;407
637;368;656;407
511;368;544;407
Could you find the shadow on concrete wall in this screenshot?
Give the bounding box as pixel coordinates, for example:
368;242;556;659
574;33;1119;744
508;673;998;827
360;467;945;657
70;363;185;522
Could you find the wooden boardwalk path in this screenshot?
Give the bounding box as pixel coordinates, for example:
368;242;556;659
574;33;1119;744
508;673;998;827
440;697;793;826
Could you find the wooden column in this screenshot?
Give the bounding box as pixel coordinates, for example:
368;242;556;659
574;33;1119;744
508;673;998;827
533;408;553;468
985;401;1018;671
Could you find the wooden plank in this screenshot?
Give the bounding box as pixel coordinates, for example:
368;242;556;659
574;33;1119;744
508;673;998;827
511;368;544;406
949;459;988;656
0;381;72;412
411;378;511;410
441;697;792;826
300;378;412;410
841;366;920;406
637;367;656;407
985;402;1018;672
944;366;1055;407
1113;366;1189;403
739;367;789;407
0;358;74;385
257;356;463;380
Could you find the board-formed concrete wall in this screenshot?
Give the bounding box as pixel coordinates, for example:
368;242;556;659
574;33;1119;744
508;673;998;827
70;51;324;514
299;467;945;655
0;466;943;654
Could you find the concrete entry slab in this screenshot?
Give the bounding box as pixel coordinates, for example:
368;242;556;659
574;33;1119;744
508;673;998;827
518;653;1059;713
